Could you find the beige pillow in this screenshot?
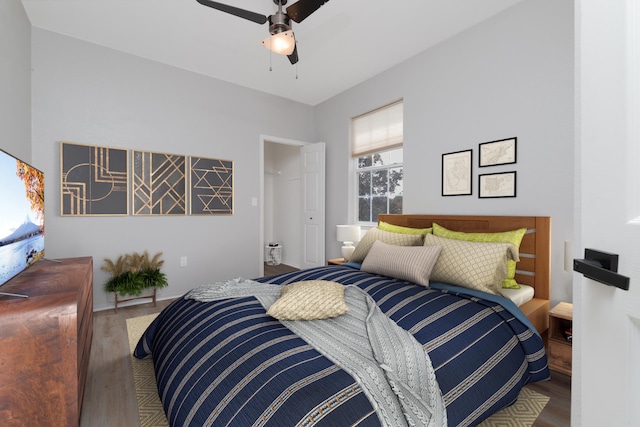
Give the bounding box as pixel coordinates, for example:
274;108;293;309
267;280;349;320
350;227;423;263
361;240;442;286
424;234;519;295
432;222;527;289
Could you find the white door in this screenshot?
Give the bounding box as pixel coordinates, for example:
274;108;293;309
300;142;325;269
574;1;640;425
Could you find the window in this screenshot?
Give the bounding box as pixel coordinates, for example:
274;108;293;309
352;100;403;223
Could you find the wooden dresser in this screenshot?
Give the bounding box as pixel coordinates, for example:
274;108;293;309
0;257;93;427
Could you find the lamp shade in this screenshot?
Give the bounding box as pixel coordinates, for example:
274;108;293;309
337;225;361;261
336;225;361;243
262;30;295;55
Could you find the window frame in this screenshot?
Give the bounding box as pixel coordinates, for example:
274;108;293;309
354;150;403;225
350;100;404;226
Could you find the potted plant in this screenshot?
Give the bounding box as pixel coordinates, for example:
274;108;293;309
101;251;168;311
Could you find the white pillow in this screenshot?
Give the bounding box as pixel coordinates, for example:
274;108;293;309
499;284;535;306
361;240;442;286
350;227;423;263
424;234;519;295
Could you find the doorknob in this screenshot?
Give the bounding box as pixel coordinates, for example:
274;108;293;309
573;248;630;290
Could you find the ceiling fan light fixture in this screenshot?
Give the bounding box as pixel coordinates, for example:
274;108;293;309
262;30;295;55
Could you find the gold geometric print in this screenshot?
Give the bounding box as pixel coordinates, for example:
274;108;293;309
132;151;186;216
189;157;234;215
60;142;129;216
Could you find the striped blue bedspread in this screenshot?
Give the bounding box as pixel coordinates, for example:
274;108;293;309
135;265;549;426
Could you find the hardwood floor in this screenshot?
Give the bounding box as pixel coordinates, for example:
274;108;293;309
263;262;300;276
527;371;572;426
80;268;571;426
80;298;175;427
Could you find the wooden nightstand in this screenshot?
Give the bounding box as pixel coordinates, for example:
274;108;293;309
547;302;573;375
327;258;346;265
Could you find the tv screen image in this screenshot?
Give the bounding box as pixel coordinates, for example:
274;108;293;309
0;149;45;288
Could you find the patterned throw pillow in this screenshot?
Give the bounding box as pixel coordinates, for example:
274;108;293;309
361;240;442;286
424;234;519;295
378;221;433;236
432;223;527;289
350;228;423;263
267;280;349;320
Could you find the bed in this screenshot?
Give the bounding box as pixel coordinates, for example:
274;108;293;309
135;214;551;426
376;214;551;336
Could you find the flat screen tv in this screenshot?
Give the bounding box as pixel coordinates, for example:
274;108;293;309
0;148;45;293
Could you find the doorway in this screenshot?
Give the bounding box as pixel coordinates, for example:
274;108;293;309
259;135;326;277
259;135;305;276
263;139;302;272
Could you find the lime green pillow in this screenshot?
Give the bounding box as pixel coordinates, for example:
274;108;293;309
432;222;526;289
379;221;432;236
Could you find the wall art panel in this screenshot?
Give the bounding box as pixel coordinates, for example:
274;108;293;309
190;156;234;215
60;142;129;216
132;150;186;216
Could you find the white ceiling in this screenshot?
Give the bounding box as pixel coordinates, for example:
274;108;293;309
21;0;524;106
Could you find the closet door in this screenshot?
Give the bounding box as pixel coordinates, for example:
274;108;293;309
300;142;325;269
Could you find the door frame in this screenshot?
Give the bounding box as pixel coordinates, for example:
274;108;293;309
259;134;309;276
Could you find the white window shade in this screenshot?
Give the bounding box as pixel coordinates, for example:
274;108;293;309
352;100;403;157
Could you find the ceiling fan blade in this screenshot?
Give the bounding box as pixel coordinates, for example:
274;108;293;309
196;0;268;25
285;0;330;23
287;44;299;64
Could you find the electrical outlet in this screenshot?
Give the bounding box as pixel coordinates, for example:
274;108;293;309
180;256;187;267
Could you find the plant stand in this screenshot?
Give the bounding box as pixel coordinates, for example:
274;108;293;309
114;288;157;313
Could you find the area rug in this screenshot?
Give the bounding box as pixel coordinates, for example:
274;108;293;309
127;314;549;427
127;314;168;427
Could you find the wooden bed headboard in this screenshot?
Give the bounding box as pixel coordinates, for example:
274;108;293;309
377;214;551;334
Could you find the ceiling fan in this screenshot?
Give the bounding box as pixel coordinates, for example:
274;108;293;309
196;0;330;65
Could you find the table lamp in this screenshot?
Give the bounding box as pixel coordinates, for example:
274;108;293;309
336;225;361;261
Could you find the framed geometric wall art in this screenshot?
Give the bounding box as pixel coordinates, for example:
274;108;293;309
442;149;472;196
132;150;186;216
479;137;517;167
189;156;234;215
60;142;129;216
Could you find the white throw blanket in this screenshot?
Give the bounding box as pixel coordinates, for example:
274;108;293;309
186;279;447;427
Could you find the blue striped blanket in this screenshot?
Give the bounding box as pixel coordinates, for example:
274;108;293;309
182;280;446;426
135;265;549;426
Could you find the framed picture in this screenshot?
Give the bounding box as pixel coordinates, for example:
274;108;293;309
479;171;517;198
60;142;129;216
132;150;186;215
189;156;234;215
442;149;472;196
479;137;517;167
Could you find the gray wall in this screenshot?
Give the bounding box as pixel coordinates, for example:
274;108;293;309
30;29;315;310
316;0;574;307
0;0;31;162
